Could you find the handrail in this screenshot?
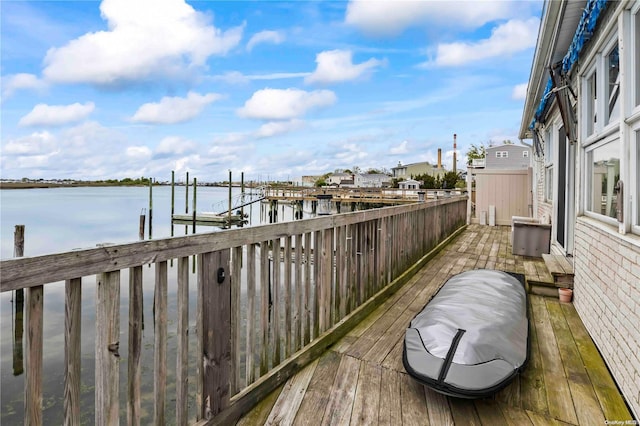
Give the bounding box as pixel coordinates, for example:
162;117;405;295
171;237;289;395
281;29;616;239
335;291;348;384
1;196;467;425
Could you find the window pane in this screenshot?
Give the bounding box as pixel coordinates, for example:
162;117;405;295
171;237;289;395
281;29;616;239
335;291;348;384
606;43;620;124
636;130;640;226
587;72;597;135
587;140;620;218
545;166;553;201
636;11;640;107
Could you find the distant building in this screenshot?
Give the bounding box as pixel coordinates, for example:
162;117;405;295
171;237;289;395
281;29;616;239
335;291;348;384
326;173;352;186
354;173;391;188
391;161;446;179
484;144;531;169
398;179;422;190
301;176;319;187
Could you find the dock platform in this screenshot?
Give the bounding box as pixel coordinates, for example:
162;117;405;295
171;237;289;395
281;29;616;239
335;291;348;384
240;224;633;425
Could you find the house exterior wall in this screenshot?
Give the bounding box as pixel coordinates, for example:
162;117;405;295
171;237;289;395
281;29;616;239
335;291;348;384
485;145;532;169
520;0;640;418
573;217;640;416
392;162;446;179
354;174;391;188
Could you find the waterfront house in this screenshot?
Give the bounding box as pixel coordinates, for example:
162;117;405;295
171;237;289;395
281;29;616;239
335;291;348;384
398;179;422;190
485;144;532;169
354;173;391;188
520;0;640;417
391;161;446;180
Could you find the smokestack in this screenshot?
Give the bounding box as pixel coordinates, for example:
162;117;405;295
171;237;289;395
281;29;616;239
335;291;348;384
453;133;457;173
437;149;442;169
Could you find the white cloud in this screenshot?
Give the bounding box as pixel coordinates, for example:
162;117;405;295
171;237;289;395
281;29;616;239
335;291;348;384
155;136;198;156
2;131;56;155
512;82;528;100
305;50;384;84
131;92;222;124
126;146;152;159
247;30;284;51
210;71;310;85
334;143;368;163
237;88;336;120
19;102;95;127
2;73;47;99
42;0;244;85
427;18;539;67
345;0;514;36
255;119;305;138
390;140;409;155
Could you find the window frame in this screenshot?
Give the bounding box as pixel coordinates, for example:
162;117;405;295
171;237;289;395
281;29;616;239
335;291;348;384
583;133;620;227
632;2;640;112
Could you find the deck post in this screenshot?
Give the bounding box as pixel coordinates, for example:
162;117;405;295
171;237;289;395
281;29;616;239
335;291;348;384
197;249;231;419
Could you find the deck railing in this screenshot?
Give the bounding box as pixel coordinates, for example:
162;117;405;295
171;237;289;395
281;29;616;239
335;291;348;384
1;196;466;425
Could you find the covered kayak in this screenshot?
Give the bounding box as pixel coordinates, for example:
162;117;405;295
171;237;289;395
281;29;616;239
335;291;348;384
403;269;529;398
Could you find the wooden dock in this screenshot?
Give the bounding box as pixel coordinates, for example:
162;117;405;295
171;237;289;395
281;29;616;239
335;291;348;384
240;225;633;425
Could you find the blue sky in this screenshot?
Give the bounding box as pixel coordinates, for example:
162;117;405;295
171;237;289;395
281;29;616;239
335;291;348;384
1;0;542;182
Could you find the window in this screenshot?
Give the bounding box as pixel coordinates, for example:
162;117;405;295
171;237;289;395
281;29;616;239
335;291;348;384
585;70;597;136
586;138;620;222
606;43;620;125
523;151;529;158
545;129;554;202
635;7;640;108
496;151;508;158
634;128;640;233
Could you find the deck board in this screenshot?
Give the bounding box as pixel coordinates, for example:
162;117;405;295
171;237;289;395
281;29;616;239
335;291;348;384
242;224;632;425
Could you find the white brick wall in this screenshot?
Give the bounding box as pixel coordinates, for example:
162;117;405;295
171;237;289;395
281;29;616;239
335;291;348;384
573;218;640;418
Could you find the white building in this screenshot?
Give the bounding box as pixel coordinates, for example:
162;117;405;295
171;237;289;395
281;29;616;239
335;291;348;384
520;0;640;417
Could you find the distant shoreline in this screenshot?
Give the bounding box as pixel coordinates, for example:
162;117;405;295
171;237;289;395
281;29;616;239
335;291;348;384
0;181;250;189
0;182;154;189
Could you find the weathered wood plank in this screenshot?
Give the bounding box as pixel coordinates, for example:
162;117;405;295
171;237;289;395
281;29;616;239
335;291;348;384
378;367;401;426
474;399;509;425
350;361;382;425
425;387;454;426
520;301;548;415
260;241;270;376
246;244;257;385
25;285;43;426
128;266;143;426
321;355;360;425
448;398;481;426
530;295;578;424
284;236;292;358
176;258;189;426
546;299;604;426
236;384;284;426
95;271;120;426
293;351;341;426
154;260;168;425
400;372;430;425
303;232;312;346
198;250;231;419
498;403;534;426
272;238;282;367
231;246;243;393
264;359;318;425
294;234;303;353
64;278;81;426
560;303;633;422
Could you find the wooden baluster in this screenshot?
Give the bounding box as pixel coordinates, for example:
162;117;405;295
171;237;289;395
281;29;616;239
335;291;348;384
176;258;189;426
154;261;168;425
64;277;82;425
128;266;143;426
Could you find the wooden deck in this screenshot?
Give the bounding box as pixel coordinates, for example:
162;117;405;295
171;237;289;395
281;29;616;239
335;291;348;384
239;224;633;425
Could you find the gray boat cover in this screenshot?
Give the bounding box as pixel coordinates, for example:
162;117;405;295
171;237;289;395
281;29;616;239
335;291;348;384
403;269;529;398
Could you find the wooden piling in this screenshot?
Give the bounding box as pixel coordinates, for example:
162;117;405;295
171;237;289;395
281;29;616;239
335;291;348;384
171;171;175;237
228;170;232;228
192;177;197;234
148;179;153;239
13;225;24;376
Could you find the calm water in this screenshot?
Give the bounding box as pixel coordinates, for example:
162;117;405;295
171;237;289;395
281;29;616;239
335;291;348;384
0;185;295;424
